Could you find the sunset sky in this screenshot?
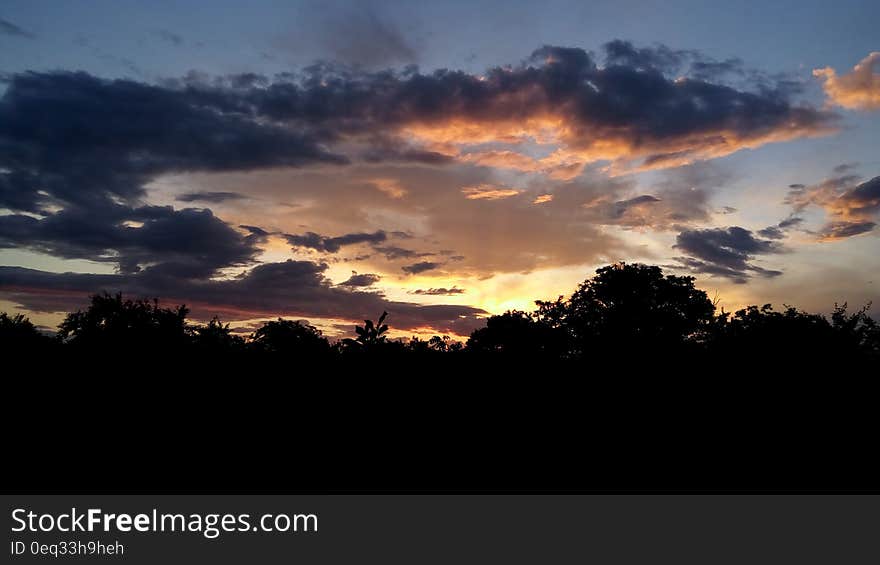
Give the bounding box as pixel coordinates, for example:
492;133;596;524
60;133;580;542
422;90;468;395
1;0;878;338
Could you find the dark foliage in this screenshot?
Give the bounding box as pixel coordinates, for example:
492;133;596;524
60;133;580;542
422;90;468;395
0;311;53;353
2;264;878;368
250;318;331;358
534;263;716;358
57;292;190;352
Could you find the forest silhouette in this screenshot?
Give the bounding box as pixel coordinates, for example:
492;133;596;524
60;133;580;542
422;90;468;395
2;263;877;369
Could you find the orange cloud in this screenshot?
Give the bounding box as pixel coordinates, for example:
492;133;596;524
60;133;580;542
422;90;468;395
461;184;522;200
399;108;833;179
370;178;408;199
786;175;880;241
814;52;880;111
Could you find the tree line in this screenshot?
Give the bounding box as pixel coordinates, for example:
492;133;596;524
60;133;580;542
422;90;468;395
2;263;878;365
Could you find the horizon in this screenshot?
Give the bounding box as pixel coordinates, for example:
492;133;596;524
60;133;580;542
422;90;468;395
1;0;879;340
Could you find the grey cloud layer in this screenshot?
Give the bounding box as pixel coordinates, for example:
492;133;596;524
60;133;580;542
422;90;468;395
0;261;486;334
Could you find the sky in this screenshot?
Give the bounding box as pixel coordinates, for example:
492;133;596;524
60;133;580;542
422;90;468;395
1;0;879;338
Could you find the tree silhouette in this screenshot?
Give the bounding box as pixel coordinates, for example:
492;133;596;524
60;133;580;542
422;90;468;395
535;262;715;358
249;318;330;357
707;302;880;361
0;312;51;352
2;263;877;367
58;292;189;352
192;317;245;354
466;310;567;358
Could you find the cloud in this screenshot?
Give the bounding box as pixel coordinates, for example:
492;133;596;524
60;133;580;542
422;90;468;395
276;3;418;68
402;261;441;275
818;220;876;239
814;52;880;111
581;162;731;230
785;173;880;240
410;287;465;295
168;42;832;176
461;184;521;200
0;43;836;214
339;273;381;287
373;245;433;260
0;261;486;335
0;18;34;39
0;42;844;314
603;40;689;73
609;195;661;218
0;71;345;212
0;204;264;277
153;29;183;46
176;191;247;203
673;226;785;283
285;230;387;253
370;178;408;199
758;216;803;240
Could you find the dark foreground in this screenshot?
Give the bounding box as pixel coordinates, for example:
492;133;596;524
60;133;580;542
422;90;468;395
4;263;878;492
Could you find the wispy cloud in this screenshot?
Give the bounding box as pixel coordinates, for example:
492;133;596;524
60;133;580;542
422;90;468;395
0;17;34;39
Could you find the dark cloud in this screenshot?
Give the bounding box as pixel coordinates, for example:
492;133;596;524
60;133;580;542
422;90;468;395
0;71;344;212
756;226;784;240
239;225;271;237
176;191;247;203
0;18;34;39
0;204;263;277
339;273;381;287
0;261;486;335
173;42;833;176
847;176;880;215
674;226;784;283
373;246;432;260
820;221;876;239
688;58;745;81
285;230;387;253
410;287;465;295
402;261;441;275
603;40;689;73
758;216;803;240
778;216;804;229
